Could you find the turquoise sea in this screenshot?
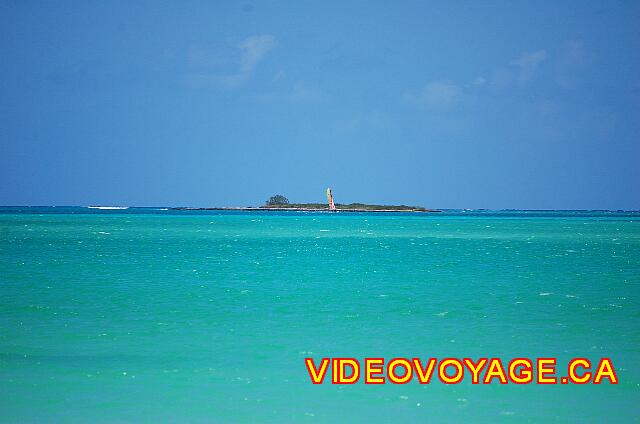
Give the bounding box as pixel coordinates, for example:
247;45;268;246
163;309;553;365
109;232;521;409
1;207;639;423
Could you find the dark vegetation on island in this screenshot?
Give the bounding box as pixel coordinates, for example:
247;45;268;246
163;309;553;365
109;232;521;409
262;195;435;212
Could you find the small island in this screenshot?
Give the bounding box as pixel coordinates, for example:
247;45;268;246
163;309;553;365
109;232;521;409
173;194;440;213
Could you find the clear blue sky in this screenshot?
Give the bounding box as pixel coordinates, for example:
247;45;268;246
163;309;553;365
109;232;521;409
1;1;638;209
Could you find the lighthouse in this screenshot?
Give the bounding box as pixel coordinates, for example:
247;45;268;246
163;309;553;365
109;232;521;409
326;188;336;211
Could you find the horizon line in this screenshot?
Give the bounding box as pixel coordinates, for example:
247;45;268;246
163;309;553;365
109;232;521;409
0;205;639;213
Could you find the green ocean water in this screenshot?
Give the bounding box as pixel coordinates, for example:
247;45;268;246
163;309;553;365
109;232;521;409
1;208;639;423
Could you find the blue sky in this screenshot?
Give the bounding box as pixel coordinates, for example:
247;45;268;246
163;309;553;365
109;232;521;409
1;1;638;209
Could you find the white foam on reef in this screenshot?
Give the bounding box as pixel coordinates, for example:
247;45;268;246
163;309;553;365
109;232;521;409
88;206;129;210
